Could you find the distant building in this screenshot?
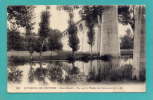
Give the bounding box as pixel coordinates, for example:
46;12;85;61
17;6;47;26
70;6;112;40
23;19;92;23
62;6;120;57
62;20;98;53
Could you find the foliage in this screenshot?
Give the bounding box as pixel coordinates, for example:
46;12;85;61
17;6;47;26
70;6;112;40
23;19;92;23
67;13;80;53
48;29;63;51
7;5;35;54
57;6;80;54
34;7;51;58
33;37;45;53
38;9;50;39
80;6;104;52
26;34;37;54
8;29;24;51
7;6;34;26
87;24;95;48
120;35;133;49
118;6;134;29
7;6;35;35
80;6;104;25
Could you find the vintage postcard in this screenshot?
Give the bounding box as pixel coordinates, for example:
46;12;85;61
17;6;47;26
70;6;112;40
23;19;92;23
7;5;145;92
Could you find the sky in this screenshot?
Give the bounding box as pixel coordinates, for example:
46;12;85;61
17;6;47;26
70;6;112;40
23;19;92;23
18;5;133;38
32;5;81;33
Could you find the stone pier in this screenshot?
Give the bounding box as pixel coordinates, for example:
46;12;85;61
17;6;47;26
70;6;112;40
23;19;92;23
132;6;145;80
100;6;120;57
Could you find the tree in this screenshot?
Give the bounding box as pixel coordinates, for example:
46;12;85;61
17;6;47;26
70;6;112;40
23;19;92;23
7;6;35;37
7;6;34;28
67;12;80;55
80;6;104;56
7;6;35;60
80;6;104;25
48;29;63;55
118;6;134;30
120;35;133;49
38;7;51;60
27;34;37;60
8;29;23;51
38;10;50;39
120;27;134;49
57;5;80;55
80;6;134;55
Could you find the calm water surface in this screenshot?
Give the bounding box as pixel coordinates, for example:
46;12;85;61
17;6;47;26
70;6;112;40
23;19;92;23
8;58;133;85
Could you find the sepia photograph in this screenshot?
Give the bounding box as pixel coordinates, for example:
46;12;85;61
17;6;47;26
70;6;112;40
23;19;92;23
7;5;145;92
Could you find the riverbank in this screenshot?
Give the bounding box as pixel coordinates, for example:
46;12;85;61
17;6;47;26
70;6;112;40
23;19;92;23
8;50;114;65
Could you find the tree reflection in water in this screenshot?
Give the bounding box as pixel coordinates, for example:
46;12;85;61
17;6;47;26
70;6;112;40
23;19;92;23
47;61;80;83
8;57;143;85
87;59;134;82
47;62;63;82
33;62;48;84
28;61;35;83
8;65;23;83
66;62;80;83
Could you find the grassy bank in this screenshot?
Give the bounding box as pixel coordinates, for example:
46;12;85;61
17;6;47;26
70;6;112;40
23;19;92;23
8;50;97;59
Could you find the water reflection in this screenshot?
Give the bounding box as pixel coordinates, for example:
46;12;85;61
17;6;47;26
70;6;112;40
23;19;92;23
28;62;35;83
8;58;135;85
8;64;23;83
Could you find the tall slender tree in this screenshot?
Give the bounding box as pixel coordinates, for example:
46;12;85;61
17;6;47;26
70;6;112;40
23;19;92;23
67;12;80;56
38;7;51;61
57;6;80;56
80;6;105;56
